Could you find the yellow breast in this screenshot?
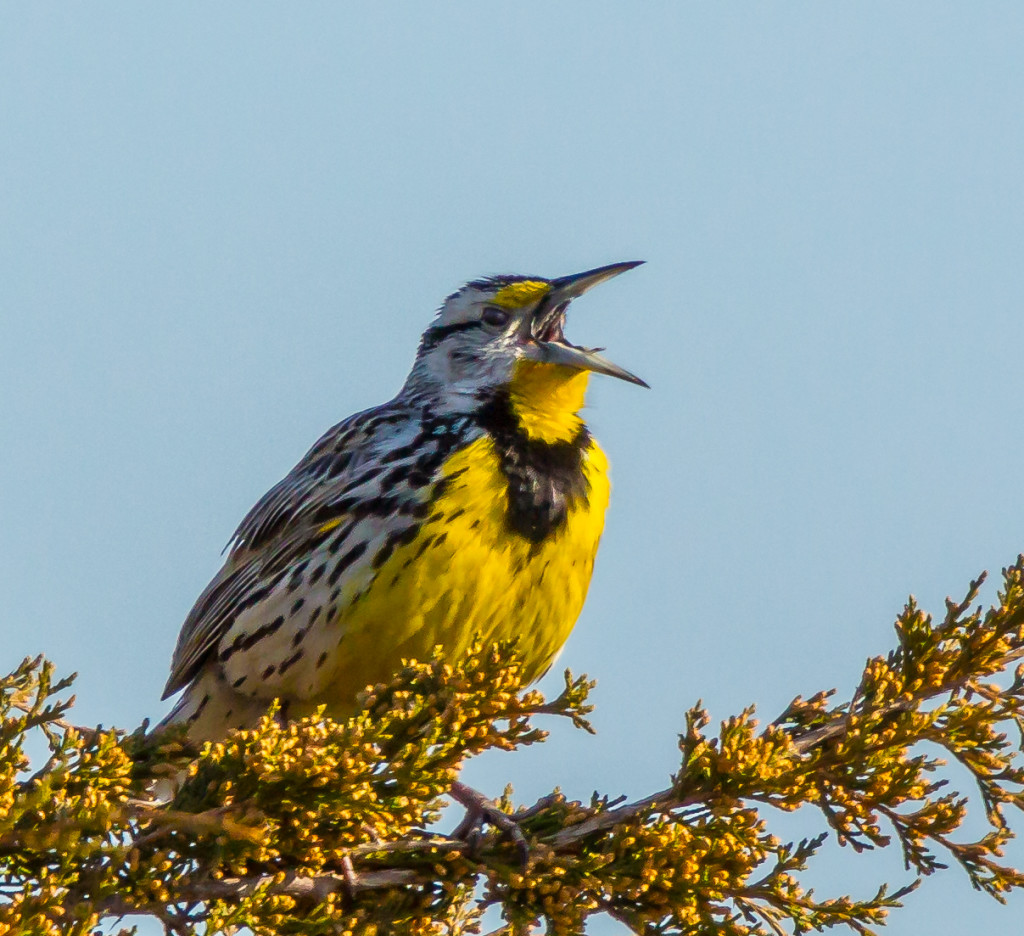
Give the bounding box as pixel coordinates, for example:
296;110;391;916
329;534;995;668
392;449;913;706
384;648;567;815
318;432;610;712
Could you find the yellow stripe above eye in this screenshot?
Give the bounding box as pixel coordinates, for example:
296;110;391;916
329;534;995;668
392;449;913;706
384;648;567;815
490;280;550;308
317;517;345;534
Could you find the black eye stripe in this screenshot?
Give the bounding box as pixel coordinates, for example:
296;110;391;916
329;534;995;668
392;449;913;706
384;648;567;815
429;321;480;338
418;320;482;353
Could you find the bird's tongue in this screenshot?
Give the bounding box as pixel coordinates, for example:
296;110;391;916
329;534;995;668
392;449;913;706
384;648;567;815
535;303;568;343
541;318;565;343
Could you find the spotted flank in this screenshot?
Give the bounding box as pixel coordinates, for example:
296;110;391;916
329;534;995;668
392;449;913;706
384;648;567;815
161;262;644;741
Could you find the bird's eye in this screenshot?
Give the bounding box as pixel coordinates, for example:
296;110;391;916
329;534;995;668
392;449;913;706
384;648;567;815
481;306;510;328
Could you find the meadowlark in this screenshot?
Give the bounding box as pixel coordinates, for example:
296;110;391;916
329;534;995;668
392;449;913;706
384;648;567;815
161;261;646;743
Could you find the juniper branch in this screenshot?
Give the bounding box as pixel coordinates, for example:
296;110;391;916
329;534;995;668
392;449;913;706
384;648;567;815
6;560;1024;935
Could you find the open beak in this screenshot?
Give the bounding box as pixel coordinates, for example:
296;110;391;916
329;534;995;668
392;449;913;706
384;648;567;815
523;260;648;388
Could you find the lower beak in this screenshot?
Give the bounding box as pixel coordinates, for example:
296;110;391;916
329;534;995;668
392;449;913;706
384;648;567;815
525;341;649;387
523;260;649;388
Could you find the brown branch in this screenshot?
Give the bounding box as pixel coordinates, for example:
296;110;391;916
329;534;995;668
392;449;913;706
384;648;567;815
546;786;682;847
9;699;105;746
91;867;424;916
545;693;959;848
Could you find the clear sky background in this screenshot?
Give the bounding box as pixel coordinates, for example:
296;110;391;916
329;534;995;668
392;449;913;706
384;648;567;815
3;5;1023;934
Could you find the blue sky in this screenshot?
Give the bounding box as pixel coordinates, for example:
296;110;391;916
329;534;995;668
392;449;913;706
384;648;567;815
3;4;1023;933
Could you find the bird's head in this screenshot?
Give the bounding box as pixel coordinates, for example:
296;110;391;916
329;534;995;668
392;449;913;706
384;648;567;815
405;261;647;435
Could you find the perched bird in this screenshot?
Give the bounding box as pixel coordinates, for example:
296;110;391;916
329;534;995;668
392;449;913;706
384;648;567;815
161;261;646;743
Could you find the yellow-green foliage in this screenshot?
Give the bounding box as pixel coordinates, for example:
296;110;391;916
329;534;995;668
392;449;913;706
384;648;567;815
4;560;1024;935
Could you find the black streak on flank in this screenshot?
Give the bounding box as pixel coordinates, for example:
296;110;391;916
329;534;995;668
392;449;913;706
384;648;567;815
186;694;209;723
403;534;435;568
382;463;412;487
219;615;286;663
328;541;369;587
286;560;309;593
372;524;422;570
477;390;590;544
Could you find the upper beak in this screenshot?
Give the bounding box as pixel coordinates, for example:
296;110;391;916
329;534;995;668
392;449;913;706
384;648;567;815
547;260;646;303
525;260;649;388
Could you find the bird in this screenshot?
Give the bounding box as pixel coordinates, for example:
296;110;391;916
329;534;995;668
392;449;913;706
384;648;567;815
160;261;646;744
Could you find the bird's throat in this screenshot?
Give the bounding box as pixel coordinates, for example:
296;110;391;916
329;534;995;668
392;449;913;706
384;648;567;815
507;361;590;443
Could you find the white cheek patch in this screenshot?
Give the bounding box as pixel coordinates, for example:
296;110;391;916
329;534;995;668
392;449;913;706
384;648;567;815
423;340;462;384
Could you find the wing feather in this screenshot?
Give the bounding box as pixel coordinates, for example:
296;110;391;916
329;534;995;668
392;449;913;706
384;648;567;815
162;403;420;699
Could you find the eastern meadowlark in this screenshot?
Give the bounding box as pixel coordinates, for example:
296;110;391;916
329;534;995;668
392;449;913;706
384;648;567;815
161;261;646;743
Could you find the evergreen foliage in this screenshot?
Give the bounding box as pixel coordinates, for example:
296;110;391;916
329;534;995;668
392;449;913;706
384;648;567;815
5;559;1024;934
